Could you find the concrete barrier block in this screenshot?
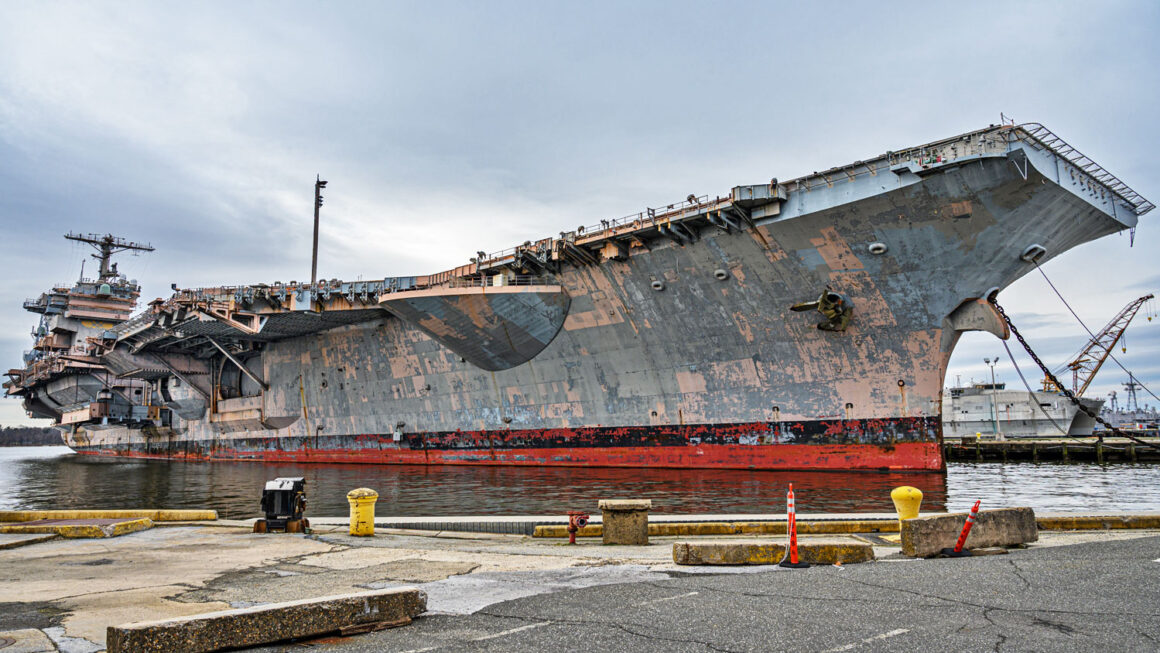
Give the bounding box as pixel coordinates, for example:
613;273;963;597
901;507;1037;557
107;587;426;653
673;540;874;565
600;499;650;545
597;499;652;511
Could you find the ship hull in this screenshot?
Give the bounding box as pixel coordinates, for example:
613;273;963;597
25;125;1146;474
67;417;942;470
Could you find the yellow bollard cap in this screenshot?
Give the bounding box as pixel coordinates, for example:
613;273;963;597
890;486;922;500
346;487;379;500
890;486;923;521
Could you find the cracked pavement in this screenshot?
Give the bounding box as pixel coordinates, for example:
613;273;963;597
0;522;682;650
1;525;1158;651
253;533;1160;653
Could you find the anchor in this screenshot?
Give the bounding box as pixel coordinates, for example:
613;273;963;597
791;286;853;332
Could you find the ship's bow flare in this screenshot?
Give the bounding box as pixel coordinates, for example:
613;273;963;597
940;297;1010;354
379;284;571;371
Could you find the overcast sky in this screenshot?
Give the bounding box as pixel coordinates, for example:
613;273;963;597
2;1;1158;427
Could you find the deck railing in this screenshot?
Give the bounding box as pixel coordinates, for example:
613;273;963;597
1016;123;1154;215
446;274;555;288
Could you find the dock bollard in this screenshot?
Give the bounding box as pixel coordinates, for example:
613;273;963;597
940;499;981;557
890;486;923;526
346;488;378;537
779;483;809;569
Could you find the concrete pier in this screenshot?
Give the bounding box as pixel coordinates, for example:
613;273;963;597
943;435;1160;463
0;512;1157;651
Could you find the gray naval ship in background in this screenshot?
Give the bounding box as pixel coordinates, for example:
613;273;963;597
1101;373;1160;431
943;294;1156;439
5;122;1153;471
942;383;1104;439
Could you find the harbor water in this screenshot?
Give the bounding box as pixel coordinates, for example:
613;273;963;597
2;446;1159;519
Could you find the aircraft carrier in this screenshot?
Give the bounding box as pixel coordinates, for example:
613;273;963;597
5;122;1152;471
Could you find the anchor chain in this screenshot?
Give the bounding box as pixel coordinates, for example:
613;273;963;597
988;297;1160;452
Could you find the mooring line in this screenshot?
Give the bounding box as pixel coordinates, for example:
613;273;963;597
1034;262;1160;404
990;297;1160;452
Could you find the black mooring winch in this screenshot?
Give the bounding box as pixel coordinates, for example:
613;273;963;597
253;476;309;533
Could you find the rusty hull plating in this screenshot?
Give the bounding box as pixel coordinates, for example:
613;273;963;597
5;123;1150;472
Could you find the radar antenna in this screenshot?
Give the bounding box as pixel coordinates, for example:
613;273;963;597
63;233;154;282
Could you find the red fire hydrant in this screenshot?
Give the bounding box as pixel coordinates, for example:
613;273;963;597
566;510;590;544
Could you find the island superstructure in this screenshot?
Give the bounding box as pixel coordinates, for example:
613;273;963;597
10;234;156;429
5;123;1152;471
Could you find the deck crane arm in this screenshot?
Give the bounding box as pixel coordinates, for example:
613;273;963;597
1043;293;1154;396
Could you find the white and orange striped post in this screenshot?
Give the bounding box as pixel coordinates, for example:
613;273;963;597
941;499;981;557
779;483;809;568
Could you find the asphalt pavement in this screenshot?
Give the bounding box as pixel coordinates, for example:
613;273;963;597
260;534;1160;653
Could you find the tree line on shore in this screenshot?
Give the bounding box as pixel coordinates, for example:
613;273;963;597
0;426;61;446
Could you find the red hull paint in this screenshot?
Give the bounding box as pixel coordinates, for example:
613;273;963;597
74;441;943;471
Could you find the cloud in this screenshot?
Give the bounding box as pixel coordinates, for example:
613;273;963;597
2;1;1159;425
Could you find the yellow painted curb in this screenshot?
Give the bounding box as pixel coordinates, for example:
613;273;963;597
797;520;900;534
0;509;216;522
531;524;599;538
533;519;900;538
0;517;154;538
109;518;155;537
673;539;875;565
1037;515;1160;531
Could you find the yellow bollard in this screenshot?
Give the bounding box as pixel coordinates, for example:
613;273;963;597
890;486;923;525
346;488;378;536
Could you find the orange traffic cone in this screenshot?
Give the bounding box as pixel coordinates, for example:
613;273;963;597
779;483;809;569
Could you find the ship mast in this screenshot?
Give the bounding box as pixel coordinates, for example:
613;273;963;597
63;233;155;282
1123;374;1142;412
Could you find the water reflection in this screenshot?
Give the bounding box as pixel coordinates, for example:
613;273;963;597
4;448;1159;518
1;447;946;518
945;462;1160;512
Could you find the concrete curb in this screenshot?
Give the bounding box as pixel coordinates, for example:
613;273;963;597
1037;515;1160;530
0;517;154;539
673;540;875;565
0;533;59;549
0;509;217;522
106;587;427;653
534;519;901;538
